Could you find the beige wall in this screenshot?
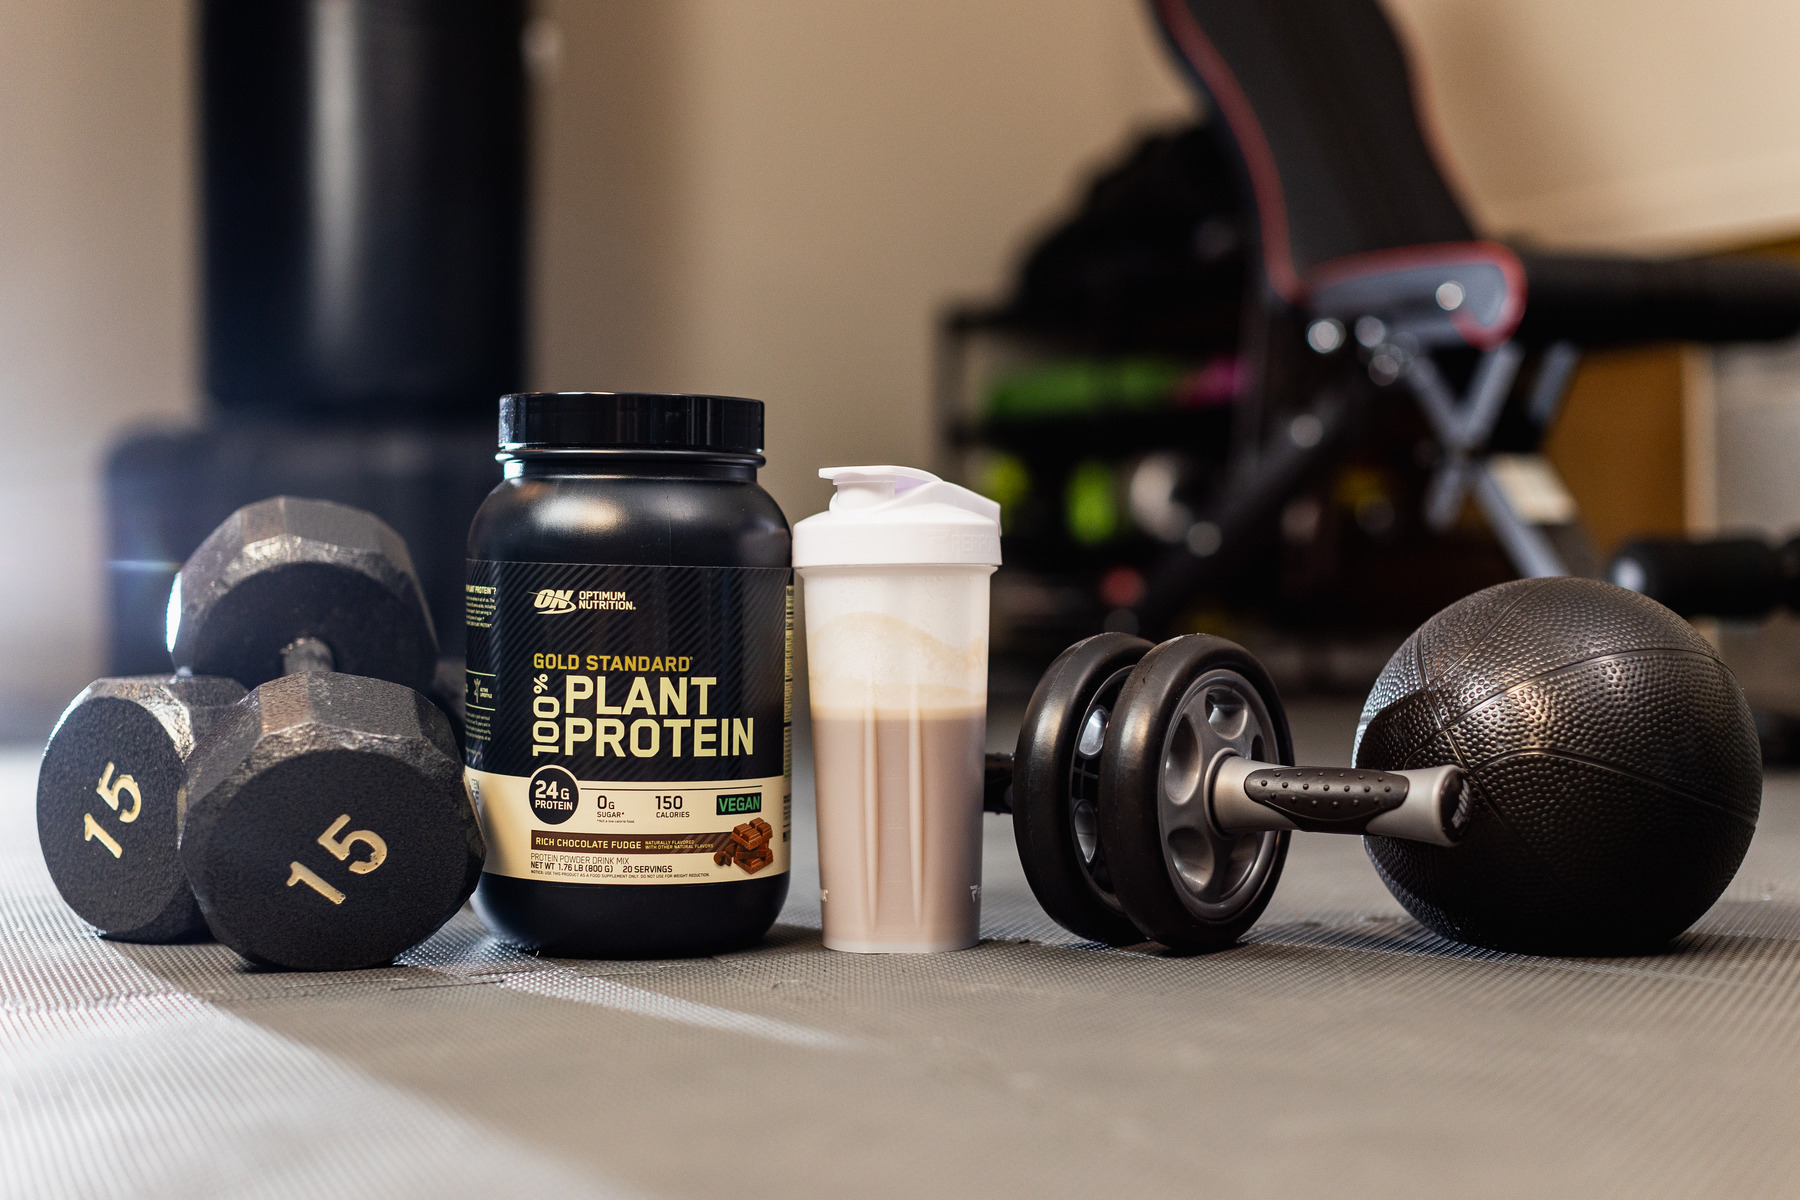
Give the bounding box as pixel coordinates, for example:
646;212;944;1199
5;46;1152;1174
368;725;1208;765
0;0;194;728
1387;0;1800;252
537;0;1800;526
532;0;1195;520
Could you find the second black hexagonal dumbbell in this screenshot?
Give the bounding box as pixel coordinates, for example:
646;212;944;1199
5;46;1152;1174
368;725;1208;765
37;496;482;970
180;670;481;970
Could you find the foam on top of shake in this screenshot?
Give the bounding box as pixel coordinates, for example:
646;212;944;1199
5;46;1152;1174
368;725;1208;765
806;612;987;714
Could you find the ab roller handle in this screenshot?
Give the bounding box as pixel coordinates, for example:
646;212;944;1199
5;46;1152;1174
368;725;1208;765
986;751;1467;847
1211;760;1470;847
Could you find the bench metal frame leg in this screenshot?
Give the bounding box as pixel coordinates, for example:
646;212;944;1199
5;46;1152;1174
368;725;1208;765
1371;331;1591;579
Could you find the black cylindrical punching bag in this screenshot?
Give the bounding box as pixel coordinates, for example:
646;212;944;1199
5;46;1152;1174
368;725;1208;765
105;1;526;677
201;0;526;418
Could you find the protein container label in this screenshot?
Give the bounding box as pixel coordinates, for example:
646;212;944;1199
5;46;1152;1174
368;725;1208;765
464;561;792;885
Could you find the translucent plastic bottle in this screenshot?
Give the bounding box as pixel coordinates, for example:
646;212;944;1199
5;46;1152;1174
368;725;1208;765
793;466;1001;952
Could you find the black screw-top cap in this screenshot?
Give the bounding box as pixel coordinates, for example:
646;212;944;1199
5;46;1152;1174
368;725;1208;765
499;392;764;454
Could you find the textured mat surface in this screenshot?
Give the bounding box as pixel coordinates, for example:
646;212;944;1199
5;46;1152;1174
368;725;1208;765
6;700;1800;1198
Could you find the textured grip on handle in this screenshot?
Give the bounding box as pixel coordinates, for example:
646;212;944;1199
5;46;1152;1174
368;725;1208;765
1243;767;1407;829
1212;758;1468;847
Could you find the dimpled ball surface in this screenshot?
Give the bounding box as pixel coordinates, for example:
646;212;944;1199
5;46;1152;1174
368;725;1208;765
1353;577;1761;955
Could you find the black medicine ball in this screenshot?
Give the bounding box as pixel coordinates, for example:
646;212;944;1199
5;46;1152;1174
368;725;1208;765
1353;577;1760;955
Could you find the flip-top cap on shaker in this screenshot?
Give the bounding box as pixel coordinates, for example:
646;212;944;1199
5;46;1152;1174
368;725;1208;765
796;466;1000;953
792;466;1001;568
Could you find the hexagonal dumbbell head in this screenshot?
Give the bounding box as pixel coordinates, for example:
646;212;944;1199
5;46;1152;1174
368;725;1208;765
167;496;438;693
180;672;484;971
36;675;247;942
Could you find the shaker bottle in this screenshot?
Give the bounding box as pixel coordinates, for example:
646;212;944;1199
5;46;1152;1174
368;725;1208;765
793;466;1002;952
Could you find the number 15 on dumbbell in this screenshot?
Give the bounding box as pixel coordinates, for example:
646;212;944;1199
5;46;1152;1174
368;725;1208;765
285;813;390;905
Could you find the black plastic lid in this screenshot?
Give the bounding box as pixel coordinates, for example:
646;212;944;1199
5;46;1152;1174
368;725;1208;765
498;392;764;454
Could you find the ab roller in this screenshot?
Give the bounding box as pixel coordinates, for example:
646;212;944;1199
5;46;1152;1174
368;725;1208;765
1000;577;1762;957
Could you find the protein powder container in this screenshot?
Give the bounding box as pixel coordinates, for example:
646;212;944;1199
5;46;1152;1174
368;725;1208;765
464;392;792;956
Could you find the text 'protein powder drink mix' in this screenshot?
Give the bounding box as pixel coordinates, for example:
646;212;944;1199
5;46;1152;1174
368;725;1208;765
464;392;791;956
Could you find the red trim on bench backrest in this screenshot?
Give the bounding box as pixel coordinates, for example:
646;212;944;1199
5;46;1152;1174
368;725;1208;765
1310;241;1527;349
1155;0;1304;304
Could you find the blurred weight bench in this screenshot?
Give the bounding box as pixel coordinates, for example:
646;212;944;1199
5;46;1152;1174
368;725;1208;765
1135;0;1800;628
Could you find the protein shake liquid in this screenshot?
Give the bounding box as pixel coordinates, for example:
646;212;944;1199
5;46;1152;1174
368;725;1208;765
464;393;791;957
794;467;1001;952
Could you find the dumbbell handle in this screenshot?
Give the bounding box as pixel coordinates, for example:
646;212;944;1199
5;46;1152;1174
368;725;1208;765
282;637;335;676
1211;759;1470;847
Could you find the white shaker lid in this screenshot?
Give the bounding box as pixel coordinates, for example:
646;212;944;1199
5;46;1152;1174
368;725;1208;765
792;465;1001;567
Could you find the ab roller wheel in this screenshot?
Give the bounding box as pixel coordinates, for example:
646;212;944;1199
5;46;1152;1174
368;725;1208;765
1011;633;1153;946
1099;636;1294;954
1011;631;1464;954
1012;632;1465;954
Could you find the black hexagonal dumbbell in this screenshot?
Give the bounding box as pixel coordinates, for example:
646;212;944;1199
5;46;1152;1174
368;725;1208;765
36;675;246;942
37;496;481;970
167;495;439;693
170;496;483;970
180;671;482;971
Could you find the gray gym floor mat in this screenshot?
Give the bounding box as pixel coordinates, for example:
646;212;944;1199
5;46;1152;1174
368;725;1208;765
5;700;1800;1198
